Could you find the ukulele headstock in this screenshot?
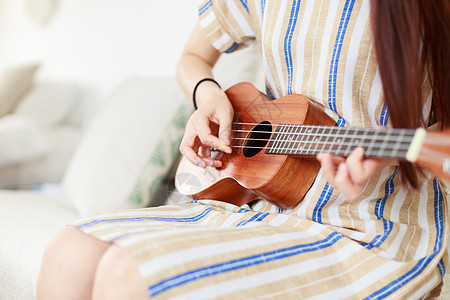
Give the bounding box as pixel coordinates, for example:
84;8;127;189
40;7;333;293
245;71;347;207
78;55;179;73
416;129;450;180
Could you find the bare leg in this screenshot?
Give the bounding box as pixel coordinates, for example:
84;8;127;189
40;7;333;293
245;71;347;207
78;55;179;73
92;245;149;300
37;226;112;300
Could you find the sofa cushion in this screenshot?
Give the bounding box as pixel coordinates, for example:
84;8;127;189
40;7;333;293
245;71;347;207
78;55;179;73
0;63;40;117
0;126;81;189
13;81;81;128
128;101;191;207
0;114;49;168
62;76;189;215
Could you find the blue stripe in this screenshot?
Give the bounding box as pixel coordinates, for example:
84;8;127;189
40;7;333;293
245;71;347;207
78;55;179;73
284;0;302;95
376;167;399;220
76;208;214;229
225;42;239;53
438;259;446;278
240;0;249;13
278;208;284;214
236;213;270;227
261;0;266;15
365;179;444;299
328;0;355;127
313;182;333;224
380;104;389;126
148;232;344;297
363;167;399;250
432;178;444;253
266;85;275;100
238;208;250;213
199;0;212;15
109;232;131;242
314;0;355;221
364;220;393;250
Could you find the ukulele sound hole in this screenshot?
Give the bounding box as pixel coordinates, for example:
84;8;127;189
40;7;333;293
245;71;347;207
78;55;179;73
243;121;272;157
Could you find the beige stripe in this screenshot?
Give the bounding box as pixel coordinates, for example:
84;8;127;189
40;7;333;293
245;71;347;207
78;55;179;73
305;0;326;99
334;0;361;122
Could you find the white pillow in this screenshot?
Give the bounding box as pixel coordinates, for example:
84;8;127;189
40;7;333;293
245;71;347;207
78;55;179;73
0;64;40;117
14;82;81;127
0;115;49;167
62;77;189;215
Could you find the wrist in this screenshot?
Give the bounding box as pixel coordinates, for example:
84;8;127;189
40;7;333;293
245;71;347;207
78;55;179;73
192;78;222;109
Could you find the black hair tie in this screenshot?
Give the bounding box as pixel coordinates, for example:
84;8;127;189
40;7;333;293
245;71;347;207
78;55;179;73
192;78;221;110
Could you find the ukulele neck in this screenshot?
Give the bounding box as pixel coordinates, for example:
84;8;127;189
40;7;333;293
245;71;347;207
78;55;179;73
265;125;426;162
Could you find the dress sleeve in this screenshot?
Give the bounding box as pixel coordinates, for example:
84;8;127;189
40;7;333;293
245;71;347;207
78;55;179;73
198;0;256;54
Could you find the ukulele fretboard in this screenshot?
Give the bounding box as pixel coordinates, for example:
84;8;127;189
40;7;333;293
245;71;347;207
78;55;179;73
265;125;417;159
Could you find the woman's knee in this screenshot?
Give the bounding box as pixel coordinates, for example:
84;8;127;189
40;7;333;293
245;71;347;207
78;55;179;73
39;225;112;280
96;245;139;281
42;226;81;264
38;226;112;299
43;226;108;261
94;245;148;299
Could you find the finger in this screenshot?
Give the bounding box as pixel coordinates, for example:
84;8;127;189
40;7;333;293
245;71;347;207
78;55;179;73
335;163;361;202
198;147;221;168
179;131;207;168
216;108;233;153
346;147;367;187
317;153;338;188
318;152;345;165
195;115;231;153
180;144;207;168
362;158;384;178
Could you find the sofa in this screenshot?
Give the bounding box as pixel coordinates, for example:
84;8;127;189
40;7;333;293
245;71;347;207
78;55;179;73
0;80;84;190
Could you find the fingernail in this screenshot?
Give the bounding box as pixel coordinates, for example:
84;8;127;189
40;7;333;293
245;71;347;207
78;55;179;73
338;163;346;172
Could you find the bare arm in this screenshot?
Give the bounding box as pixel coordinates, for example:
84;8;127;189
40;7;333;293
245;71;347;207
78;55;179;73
176;21;233;168
176;21;221;105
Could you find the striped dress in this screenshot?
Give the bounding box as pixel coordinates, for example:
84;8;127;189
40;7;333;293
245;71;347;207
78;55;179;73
74;0;448;298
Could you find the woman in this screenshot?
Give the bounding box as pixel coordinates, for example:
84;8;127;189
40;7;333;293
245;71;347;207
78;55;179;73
37;0;449;299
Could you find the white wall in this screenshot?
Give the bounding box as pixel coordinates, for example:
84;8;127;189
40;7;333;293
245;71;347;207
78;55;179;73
0;0;199;109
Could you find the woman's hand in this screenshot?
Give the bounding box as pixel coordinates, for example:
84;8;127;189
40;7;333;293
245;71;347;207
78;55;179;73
179;91;233;169
317;147;391;202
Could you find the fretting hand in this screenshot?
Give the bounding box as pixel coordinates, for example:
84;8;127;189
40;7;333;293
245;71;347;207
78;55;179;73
317;147;391;202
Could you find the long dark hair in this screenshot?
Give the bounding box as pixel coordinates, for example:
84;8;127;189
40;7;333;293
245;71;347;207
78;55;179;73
371;0;450;187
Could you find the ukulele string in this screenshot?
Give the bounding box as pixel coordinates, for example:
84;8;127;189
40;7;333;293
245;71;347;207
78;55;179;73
215;122;415;153
231;122;416;135
228;137;412;151
229;129;414;144
227;145;410;158
228;144;410;155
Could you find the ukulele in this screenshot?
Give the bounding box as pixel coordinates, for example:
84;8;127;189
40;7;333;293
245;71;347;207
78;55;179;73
175;82;450;208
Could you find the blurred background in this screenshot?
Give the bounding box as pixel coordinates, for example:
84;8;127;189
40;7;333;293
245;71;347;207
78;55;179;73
0;0;209;190
0;0;199;112
0;0;261;191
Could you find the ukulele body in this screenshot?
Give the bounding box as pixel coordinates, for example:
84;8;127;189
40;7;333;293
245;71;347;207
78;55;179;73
175;82;335;208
